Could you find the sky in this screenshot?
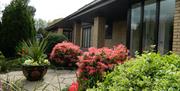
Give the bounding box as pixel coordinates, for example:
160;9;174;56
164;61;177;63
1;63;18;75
0;0;94;21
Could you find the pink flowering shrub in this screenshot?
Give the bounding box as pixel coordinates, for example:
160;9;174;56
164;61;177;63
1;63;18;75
50;41;82;68
76;44;129;90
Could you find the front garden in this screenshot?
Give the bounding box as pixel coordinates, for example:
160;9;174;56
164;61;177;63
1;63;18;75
0;40;180;90
0;0;180;91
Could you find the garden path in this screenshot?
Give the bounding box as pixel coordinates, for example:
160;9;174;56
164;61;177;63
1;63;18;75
0;69;76;91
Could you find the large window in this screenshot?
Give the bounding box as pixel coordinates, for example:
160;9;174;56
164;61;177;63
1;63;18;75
143;0;156;51
82;26;91;48
130;0;175;55
130;3;141;55
158;0;175;54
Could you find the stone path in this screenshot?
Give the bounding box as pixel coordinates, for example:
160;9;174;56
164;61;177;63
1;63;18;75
0;69;77;91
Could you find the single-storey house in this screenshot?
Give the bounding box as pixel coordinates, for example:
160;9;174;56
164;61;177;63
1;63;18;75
46;0;180;55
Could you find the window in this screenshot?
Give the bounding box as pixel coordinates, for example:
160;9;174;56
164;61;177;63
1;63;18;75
158;0;175;54
143;0;156;51
105;22;113;39
130;0;175;55
130;3;141;55
63;30;73;42
82;26;91;48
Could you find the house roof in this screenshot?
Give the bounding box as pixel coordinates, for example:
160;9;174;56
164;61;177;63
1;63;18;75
46;0;129;31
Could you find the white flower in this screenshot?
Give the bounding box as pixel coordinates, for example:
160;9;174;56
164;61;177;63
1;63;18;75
32;62;39;66
44;59;50;65
24;59;34;65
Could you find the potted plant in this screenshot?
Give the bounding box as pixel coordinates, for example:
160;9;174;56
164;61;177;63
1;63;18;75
17;39;50;81
49;41;82;69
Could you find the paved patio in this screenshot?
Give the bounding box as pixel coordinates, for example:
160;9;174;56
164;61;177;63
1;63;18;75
0;69;77;91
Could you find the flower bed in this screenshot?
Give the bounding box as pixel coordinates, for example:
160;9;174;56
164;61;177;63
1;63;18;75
88;52;180;91
50;41;82;68
76;44;129;90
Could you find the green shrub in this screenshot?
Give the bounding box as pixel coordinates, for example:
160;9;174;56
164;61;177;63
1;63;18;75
0;58;23;73
46;33;68;57
88;52;180;91
0;0;36;58
0;59;9;73
0;51;22;72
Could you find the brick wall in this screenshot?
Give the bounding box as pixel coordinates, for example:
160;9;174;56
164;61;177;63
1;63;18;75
173;0;180;54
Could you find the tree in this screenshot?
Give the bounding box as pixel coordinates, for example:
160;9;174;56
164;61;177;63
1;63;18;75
35;19;47;31
0;22;1;33
0;0;36;58
35;19;48;38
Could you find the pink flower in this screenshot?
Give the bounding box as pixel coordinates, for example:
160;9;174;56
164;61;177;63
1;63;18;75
76;44;129;89
89;69;96;75
76;69;83;77
50;41;82;67
97;62;108;69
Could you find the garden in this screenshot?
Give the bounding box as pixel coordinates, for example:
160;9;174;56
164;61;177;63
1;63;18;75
1;40;180;91
0;0;180;91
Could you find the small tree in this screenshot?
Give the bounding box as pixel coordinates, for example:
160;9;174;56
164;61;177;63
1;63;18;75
35;19;47;31
35;19;48;37
0;0;36;58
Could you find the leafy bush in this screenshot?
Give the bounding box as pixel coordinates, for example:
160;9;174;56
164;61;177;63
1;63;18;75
0;59;9;73
0;57;22;73
77;44;129;90
88;52;180;91
46;33;68;57
0;0;36;58
50;41;82;68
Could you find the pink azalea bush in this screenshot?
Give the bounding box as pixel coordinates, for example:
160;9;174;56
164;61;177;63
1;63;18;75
50;41;82;68
76;44;129;90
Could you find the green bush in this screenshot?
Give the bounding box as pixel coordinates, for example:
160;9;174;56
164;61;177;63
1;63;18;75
88;52;180;91
0;0;36;58
0;51;22;72
45;33;68;57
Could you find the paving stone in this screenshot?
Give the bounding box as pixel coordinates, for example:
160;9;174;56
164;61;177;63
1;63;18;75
0;69;77;91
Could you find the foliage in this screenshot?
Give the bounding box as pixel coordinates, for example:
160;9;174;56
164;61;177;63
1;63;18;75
0;57;9;73
46;33;68;56
0;78;26;91
0;0;36;58
37;28;48;38
35;19;47;31
0;21;1;31
50;41;82;68
0;53;22;73
17;38;50;66
77;44;129;90
88;52;180;91
35;19;48;38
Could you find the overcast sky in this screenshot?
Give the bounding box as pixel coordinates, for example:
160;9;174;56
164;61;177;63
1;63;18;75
0;0;94;21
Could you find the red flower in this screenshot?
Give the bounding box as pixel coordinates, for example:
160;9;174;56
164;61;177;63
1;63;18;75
68;82;78;91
